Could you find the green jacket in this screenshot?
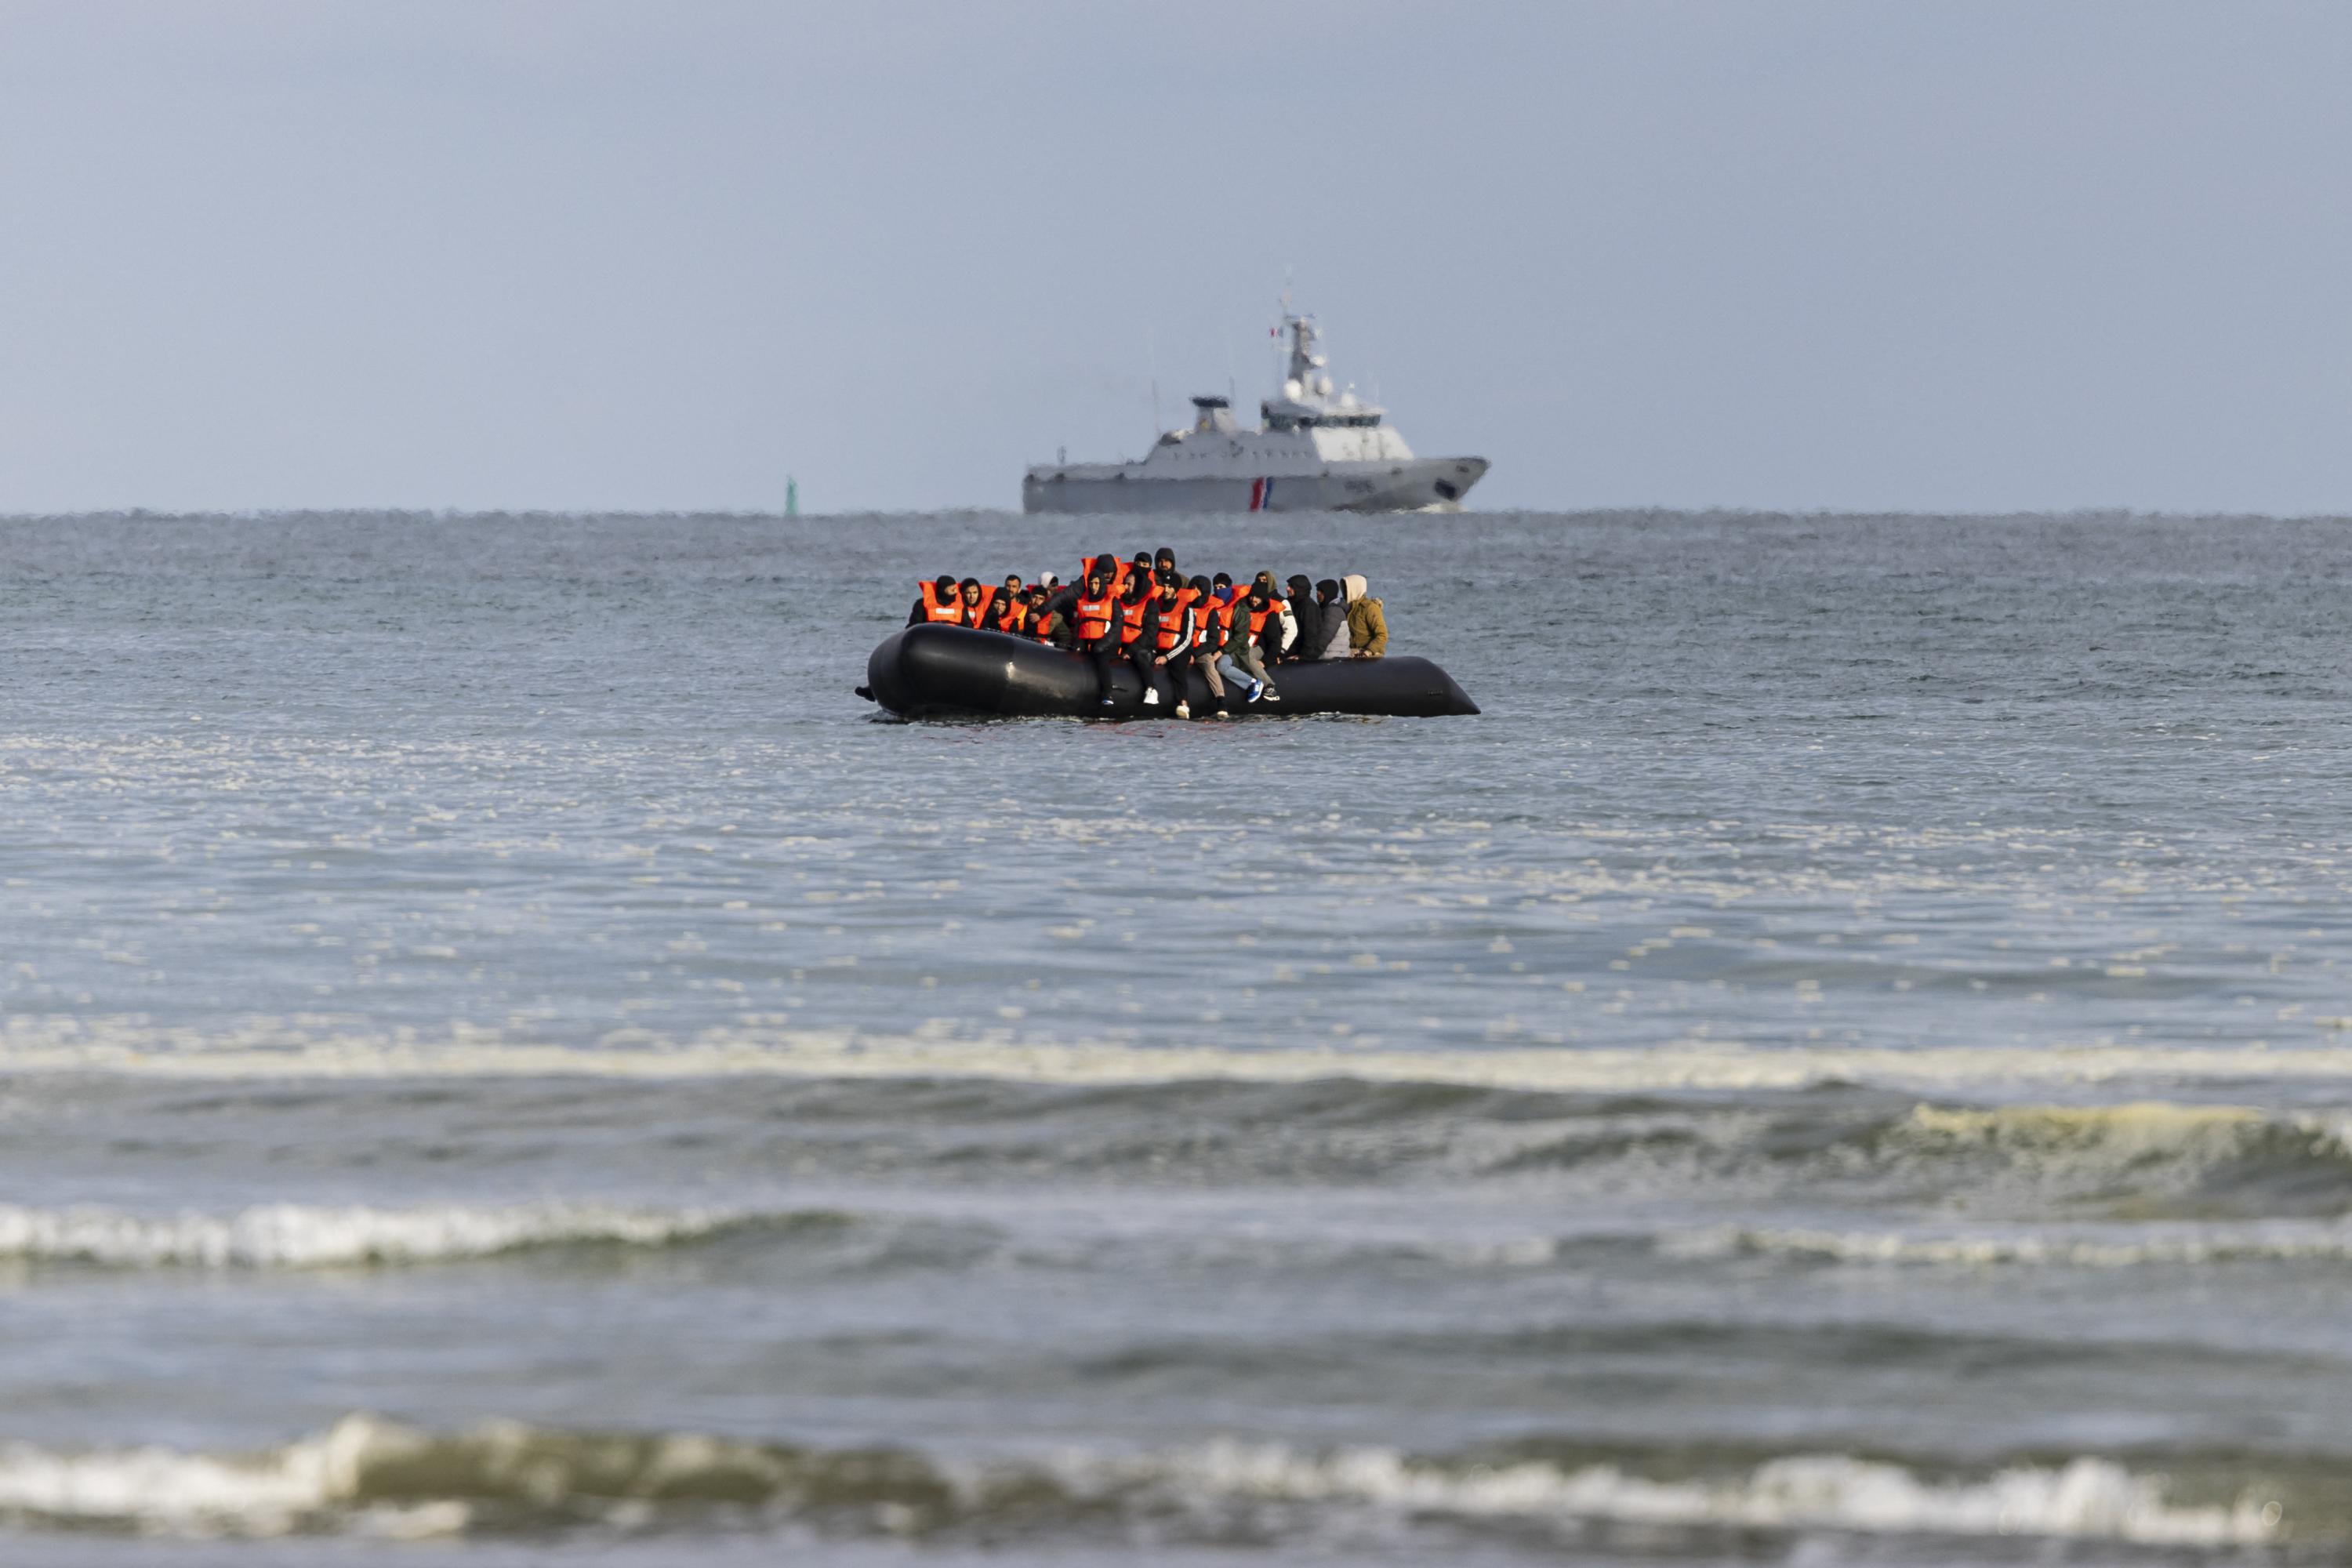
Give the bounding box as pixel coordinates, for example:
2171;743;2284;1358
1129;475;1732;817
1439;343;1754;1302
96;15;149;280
1345;596;1387;657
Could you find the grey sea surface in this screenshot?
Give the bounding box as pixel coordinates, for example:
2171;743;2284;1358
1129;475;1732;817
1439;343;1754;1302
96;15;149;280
3;508;2352;1565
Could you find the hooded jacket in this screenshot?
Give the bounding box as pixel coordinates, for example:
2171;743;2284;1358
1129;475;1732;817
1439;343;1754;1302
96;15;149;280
1344;574;1386;657
1281;575;1325;662
1316;587;1350;659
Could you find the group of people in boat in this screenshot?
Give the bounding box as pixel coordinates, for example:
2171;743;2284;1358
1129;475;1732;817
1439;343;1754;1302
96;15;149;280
904;547;1389;717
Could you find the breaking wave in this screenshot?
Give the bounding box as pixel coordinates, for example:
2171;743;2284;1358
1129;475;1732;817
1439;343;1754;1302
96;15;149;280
1488;1098;2352;1219
1664;1221;2352;1269
14;1012;2352;1093
1849;1102;2352;1217
9;1102;2352;1250
1153;1442;2285;1548
0;1201;821;1269
0;1416;2302;1548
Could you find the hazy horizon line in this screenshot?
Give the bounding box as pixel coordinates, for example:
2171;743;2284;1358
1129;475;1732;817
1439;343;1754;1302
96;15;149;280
5;505;2348;525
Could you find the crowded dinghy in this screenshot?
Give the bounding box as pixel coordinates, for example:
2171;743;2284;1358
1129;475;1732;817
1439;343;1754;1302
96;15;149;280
856;546;1478;720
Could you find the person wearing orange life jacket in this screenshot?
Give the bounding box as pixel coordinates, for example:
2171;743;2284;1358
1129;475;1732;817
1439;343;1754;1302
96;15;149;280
1139;568;1200;717
1111;568;1163;706
1186;574;1236;718
952;577;996;627
1203;572;1255;709
908;574;965;626
1078;551;1140;594
1254;571;1299;663
1225;579;1288;703
1023;586;1066;648
1234;569;1288;646
1032;570;1090;647
1069;562;1126;709
978;584;1026;636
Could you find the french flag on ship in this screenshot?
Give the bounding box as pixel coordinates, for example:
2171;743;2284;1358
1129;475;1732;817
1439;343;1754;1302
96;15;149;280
1248;477;1274;511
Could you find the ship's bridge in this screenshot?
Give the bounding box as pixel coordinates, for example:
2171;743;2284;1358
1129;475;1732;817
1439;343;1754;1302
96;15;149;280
1189;395;1240;435
1261;400;1388;431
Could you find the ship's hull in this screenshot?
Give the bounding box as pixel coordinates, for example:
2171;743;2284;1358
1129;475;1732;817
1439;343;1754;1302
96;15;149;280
1022;457;1487;515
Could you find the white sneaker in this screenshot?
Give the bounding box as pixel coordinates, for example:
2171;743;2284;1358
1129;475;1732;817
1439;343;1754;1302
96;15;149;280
1263;688;1281;703
1174;702;1191;719
1142;688;1160;706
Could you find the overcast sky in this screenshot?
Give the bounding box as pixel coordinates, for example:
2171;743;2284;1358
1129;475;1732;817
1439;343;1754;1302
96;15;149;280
2;1;2347;514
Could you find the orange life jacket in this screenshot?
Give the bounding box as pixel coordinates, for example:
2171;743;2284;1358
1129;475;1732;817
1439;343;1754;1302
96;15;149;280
920;583;964;623
1195;593;1232;648
1151;590;1196;652
1114;593;1150;645
998;600;1029;634
1073;589;1118;642
1082;556;1142;594
1243;595;1286;638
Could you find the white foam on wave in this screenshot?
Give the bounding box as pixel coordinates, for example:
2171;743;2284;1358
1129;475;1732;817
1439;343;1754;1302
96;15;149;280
1664;1221;2352;1269
0;1200;742;1269
0;1417;2289;1548
13;1014;2352;1093
1153;1442;2281;1547
0;1416;465;1538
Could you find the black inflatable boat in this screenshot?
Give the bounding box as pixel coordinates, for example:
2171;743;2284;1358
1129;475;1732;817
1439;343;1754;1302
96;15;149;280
859;625;1479;720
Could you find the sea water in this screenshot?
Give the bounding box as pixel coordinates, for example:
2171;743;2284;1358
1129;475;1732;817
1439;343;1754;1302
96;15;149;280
1;508;2349;1564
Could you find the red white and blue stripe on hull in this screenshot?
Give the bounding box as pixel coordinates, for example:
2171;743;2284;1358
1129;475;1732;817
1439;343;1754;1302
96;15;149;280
1247;477;1275;511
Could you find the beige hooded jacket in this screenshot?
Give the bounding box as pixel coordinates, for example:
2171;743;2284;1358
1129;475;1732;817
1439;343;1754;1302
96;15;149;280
1343;574;1386;657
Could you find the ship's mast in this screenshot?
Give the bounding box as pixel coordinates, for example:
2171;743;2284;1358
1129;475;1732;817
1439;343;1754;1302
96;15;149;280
1287;314;1325;392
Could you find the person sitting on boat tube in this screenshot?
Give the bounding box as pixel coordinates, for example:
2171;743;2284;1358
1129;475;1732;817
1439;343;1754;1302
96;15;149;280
1315;580;1350;660
1113;568;1162;706
1142;569;1197;718
1204;574;1257;704
1279;574;1325;664
1246;572;1298;662
1345;575;1387;659
1224;579;1286;705
1186;575;1233;718
1023;586;1065;648
1032;572;1089;645
908;574;965;626
1071;563;1125;708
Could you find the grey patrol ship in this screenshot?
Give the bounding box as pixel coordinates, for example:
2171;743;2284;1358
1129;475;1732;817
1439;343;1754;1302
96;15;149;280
1023;308;1488;514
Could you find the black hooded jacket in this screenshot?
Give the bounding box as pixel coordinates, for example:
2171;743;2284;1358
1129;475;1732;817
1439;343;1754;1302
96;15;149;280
1283;575;1327;662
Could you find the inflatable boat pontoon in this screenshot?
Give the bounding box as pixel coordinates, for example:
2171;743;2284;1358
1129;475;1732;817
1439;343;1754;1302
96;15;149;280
858;625;1479;720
